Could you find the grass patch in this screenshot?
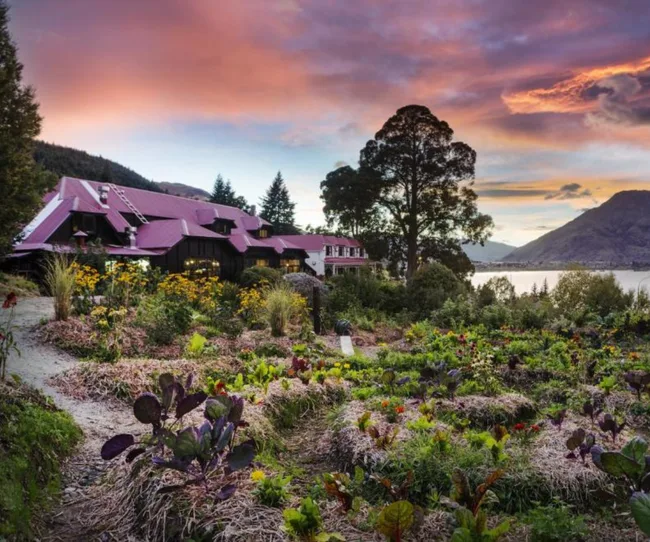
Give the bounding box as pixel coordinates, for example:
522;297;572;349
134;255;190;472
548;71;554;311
0;379;82;538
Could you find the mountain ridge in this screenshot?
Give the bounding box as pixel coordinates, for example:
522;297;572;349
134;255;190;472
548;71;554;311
503;190;650;264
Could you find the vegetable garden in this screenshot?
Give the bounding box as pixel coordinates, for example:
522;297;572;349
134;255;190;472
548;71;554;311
19;261;650;540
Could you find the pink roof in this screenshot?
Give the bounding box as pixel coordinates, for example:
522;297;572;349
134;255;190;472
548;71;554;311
17;177;354;260
276;235;361;251
137;219;225;249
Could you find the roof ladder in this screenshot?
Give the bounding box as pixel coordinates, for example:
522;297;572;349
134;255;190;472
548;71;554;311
108;183;149;224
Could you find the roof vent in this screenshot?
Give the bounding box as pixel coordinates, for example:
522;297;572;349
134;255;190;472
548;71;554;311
99;185;110;203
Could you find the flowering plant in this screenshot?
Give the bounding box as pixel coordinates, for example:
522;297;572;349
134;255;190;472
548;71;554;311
511;422;540;445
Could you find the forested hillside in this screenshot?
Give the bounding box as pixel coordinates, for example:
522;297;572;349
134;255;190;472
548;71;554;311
34;141;162;192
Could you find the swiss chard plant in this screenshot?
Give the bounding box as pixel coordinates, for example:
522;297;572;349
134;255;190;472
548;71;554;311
376;500;423;542
443;468;510;542
368;425;400;450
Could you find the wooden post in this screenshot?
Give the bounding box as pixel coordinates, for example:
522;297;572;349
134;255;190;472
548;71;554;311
312;285;321;335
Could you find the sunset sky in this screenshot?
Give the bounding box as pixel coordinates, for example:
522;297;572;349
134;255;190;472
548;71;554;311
9;0;650;247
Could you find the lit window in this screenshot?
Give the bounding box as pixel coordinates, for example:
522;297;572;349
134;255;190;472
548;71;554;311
255;259;269;267
184;258;221;278
281;259;301;273
258;229;269;238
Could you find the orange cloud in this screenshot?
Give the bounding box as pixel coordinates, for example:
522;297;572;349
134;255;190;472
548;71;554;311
502;55;650;114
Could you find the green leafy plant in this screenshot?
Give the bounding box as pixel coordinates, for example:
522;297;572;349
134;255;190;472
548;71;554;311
524;502;587;542
357;411;373;432
252;472;292;507
406;416;436;432
376;500;422;542
591;436;650;537
598;375;617;396
282;497;343;541
186;332;207;358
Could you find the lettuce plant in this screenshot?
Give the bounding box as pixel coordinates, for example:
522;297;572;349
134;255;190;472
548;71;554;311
282;497;343;541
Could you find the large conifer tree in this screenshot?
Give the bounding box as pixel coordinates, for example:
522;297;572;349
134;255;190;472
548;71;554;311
210;173;248;211
259;171;296;233
0;2;56;255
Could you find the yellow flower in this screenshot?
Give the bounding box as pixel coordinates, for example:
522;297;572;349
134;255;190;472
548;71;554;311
251;470;266;482
343;364;351;369
334;362;341;368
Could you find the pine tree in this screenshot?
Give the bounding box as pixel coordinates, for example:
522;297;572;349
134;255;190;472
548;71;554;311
0;2;56;254
259;171;296;232
210;173;248;211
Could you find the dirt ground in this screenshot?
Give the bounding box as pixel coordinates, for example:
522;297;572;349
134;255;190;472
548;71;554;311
6;297;142;540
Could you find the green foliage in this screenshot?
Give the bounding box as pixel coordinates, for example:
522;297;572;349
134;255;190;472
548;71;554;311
186;332;207;358
0;4;57;255
282;497;322;539
0;382;82;538
34;141;161;193
260;171;296;232
376;500;417;541
240;266;283;288
209;173;248;210
524;502;587;542
406;263;466;319
136;293;192;345
253;474;292;507
354;105;493;278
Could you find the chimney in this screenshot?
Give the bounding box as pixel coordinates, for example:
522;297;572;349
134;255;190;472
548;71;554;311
250;205;256;216
125;226;137;248
99;185;110;203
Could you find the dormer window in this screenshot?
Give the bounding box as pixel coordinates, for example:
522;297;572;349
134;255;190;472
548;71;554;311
326;245;332;256
258;229;269;238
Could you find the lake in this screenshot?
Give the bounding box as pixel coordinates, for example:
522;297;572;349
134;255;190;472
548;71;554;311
471;269;650;295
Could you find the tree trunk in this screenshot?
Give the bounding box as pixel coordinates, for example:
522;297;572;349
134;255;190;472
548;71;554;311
406;232;418;279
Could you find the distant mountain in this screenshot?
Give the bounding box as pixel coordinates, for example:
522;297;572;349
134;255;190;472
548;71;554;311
158;182;211;200
463;240;516;262
34;141;163;192
503;191;650;264
34;142;209;200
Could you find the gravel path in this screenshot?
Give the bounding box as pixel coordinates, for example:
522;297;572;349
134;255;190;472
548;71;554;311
6;297;140;540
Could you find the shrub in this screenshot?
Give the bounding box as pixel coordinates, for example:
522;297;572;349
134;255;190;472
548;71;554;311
406;263;465;320
0;381;82;538
43;253;75;321
584;272;629;317
524;502;587;542
284;273;325;307
240;266;282;288
136;294;192;345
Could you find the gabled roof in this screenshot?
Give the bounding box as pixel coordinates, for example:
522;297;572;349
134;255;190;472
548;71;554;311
137;219;226;249
275;234;362;251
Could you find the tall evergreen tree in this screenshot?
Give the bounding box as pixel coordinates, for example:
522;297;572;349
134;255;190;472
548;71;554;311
260;171;296;233
0;2;56;255
210;173;248;211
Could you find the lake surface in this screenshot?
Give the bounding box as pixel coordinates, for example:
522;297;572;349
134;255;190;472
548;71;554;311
471;269;650;295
